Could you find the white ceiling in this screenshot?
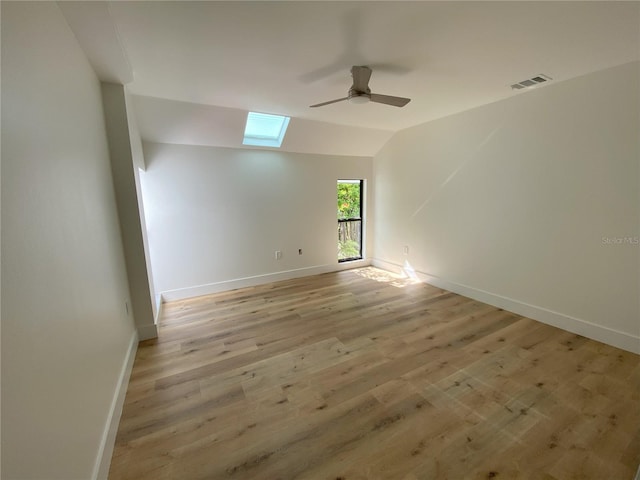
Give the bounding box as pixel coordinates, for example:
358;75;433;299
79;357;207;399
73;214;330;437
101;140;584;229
60;1;640;155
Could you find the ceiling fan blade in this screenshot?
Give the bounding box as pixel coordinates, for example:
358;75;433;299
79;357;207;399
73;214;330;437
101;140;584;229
351;66;372;92
370;93;411;107
310;97;350;108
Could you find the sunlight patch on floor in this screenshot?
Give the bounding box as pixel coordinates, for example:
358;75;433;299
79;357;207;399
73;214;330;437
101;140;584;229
351;266;422;288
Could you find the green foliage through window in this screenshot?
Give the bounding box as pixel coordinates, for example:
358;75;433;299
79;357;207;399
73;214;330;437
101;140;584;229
337;182;361;219
338;238;360;259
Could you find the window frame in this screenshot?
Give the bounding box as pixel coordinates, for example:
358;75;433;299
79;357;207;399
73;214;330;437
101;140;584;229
337;179;364;263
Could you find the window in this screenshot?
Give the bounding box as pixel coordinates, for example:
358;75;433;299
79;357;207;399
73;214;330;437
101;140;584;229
338;179;363;262
242;112;290;148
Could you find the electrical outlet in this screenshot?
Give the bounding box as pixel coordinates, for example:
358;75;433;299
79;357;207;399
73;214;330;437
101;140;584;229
275;250;282;260
403;245;409;255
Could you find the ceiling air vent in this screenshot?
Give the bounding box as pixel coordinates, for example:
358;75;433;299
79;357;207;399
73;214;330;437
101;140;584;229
511;74;552;90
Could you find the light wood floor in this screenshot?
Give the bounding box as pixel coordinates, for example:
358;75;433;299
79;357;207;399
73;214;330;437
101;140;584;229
109;267;640;480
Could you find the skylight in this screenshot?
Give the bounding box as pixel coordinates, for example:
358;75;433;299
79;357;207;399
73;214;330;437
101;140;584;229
243;112;290;148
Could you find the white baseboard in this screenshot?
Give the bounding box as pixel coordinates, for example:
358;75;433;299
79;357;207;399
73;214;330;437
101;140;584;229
160;259;372;302
93;330;139;480
372;258;640;354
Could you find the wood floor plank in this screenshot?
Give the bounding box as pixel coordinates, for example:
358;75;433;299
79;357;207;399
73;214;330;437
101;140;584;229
109;267;640;479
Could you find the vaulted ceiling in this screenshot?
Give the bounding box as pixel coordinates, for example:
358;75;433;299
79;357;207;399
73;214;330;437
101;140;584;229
60;1;640;156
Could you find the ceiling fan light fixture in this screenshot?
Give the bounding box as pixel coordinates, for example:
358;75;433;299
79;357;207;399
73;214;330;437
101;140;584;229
349;94;370;105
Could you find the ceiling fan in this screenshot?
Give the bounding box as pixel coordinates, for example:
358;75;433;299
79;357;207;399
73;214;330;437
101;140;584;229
310;66;411;108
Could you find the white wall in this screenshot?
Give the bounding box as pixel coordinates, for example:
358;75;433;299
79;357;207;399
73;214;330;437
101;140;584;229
1;3;137;478
139;142;372;299
101;83;157;340
373;62;640;353
125;91;161;322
